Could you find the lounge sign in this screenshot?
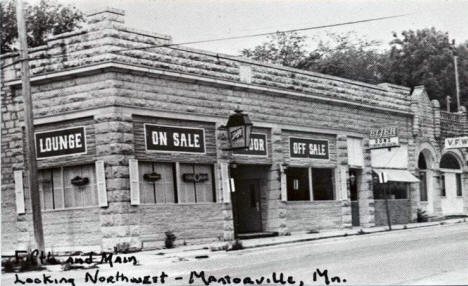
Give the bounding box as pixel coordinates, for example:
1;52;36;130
369;127;399;149
35;127;86;159
145;124;205;153
233;133;267;156
289;137;329;159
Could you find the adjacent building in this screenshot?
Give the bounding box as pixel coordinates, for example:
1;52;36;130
2;8;467;254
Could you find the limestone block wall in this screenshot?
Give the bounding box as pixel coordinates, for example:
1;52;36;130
286;202;343;232
359;139;375;227
1;86;26;254
374;199;411;226
137;204;224;248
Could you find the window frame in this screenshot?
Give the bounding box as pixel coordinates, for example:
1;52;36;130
440;174;446;197
456;173;463;197
286;166;336;202
38;164;98;211
419;171;428;201
138;161;217;204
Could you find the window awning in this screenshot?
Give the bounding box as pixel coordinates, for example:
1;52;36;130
373;169;419;183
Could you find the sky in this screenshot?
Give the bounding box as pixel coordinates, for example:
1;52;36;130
32;0;468;55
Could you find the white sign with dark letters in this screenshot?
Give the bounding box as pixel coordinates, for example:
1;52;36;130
445;136;468;149
35;126;87;159
145;124;205;153
289;137;329;159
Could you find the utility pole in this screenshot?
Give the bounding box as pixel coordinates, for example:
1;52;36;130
16;0;45;255
454;55;461;112
384;183;392;231
447;96;451;112
452;40;461;112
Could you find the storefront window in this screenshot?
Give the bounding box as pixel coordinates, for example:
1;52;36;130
286;167;310;201
179;164;215;203
39;165;98;210
456;173;463;196
440;175;446;196
312;168;334;200
139;162;176;204
373;181;408;199
419;171;428;201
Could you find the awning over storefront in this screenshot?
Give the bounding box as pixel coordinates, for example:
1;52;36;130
373;169;419;183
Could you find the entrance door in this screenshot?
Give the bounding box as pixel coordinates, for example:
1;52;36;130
233;179;262;234
349;169;360;226
441;172;464;215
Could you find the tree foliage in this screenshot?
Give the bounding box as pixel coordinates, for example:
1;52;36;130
384;28;467;110
240;28;467;109
240;32;308;67
301;32;387;84
1;0;84;54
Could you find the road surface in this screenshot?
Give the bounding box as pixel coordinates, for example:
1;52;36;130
3;222;468;285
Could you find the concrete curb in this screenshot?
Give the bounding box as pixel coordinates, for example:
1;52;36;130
220;218;467;251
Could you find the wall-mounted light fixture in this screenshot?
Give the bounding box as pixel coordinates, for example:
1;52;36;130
225;108;253;150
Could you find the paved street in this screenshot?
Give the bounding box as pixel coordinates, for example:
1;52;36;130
3;222;468;285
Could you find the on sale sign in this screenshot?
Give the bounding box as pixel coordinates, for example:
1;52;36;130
369;127;399;149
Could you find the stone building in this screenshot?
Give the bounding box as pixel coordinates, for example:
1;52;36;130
1;8;467;254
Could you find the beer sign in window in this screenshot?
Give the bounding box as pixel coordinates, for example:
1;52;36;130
145;124;205;153
35;127;87;159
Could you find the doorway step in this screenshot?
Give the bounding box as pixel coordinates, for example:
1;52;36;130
237;232;278;239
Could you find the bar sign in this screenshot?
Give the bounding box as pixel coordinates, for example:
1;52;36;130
35;127;87;159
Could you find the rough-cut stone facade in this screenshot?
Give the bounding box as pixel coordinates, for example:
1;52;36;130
2;8;467;254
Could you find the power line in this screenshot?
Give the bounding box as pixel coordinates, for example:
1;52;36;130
1;13;409;70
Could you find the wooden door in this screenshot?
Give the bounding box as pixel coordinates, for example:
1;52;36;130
233;179;262;234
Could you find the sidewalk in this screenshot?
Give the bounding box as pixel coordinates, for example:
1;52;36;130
135;217;467;263
39;217;467;271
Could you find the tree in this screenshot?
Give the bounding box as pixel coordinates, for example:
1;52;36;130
240;31;388;84
240;32;308;67
383;28;464;109
300;32;387;84
1;0;84;54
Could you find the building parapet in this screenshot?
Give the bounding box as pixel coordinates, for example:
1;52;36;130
2;7;412;114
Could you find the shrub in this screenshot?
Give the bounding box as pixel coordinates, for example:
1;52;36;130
417;208;429;222
114;242;130;254
229;239;244;251
164;231;177;249
2;259;15;273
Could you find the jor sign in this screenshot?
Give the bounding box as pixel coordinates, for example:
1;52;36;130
35;127;87;159
145;124;205;153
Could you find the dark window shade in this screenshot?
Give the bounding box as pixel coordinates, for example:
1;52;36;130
286;167;310;201
440;154;461;169
419;171;428;201
441;175;446;196
312;168;334;200
456;174;463;196
373;182;408;199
